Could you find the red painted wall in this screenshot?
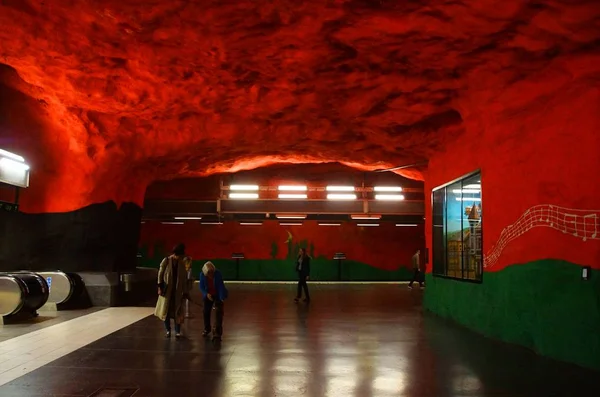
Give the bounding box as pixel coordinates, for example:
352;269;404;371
425;55;600;272
140;220;424;271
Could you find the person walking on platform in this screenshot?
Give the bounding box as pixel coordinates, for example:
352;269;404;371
294;248;311;303
155;243;190;338
408;249;424;289
199;261;228;341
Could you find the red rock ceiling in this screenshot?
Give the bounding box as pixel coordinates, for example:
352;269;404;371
0;0;598;212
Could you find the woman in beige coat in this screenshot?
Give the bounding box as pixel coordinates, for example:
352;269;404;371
154;243;190;338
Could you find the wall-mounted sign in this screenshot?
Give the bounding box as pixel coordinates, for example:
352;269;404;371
0;201;19;212
0;148;30;188
582;266;591;281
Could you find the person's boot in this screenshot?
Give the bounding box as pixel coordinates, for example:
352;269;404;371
165;331;171;338
202;330;210;337
212;327;222;342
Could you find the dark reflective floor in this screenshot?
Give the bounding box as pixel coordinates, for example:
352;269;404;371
0;284;599;396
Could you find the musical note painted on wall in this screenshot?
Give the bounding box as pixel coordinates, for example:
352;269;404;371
484;205;599;268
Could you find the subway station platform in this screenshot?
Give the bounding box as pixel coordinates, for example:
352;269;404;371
1;284;599;396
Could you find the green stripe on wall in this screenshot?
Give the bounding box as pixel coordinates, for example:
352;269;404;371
138;258;413;281
424;259;600;370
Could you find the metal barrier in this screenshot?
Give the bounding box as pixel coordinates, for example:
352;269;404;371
120;273;134;292
37;271;84;305
0;274;26;316
0;271;49;317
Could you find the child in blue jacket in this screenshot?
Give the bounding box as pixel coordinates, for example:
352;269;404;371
199;261;228;340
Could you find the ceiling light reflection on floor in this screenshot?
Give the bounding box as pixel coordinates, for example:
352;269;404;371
373;372;407;394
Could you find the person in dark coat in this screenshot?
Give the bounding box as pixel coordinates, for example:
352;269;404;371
408;249;424;289
294;248;311;303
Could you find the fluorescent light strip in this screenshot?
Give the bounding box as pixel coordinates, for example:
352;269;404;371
229;193;259;199
375;194;405;201
0;148;25;162
201;222;223;225
396;224;418;227
280;222;302;226
464;184;481;189
278;194;307;199
0;157;30;171
276;214;307;219
230;184;259;191
240;222;262;226
327;193;356;200
456;197;482;202
326;186;355;192
357;223;379;227
374;186;402;192
174;216;202;220
278;185;307;191
319;223;341;226
452;189;480;194
161;222;184;225
351;214;382;220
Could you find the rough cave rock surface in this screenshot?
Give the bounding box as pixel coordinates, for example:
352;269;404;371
0;0;598;212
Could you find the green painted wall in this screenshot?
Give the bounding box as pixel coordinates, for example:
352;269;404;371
138;245;412;281
424;259;600;371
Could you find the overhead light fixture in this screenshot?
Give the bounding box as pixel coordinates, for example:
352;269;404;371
174;216;202;220
240;222;262;226
396;224;418;227
0;157;30;171
351;214;382;220
278;194;307;199
280;222;302;226
326;186;355;192
319;223;341;226
276;214;307;219
0;148;25;163
230;184;259;191
161;222;184;225
455;197;482;202
229;193;259;199
201;221;224;225
278;185;307;191
375;194;405;201
374;186;402;192
464;184;481;189
327;193;356;200
357;223;379;227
